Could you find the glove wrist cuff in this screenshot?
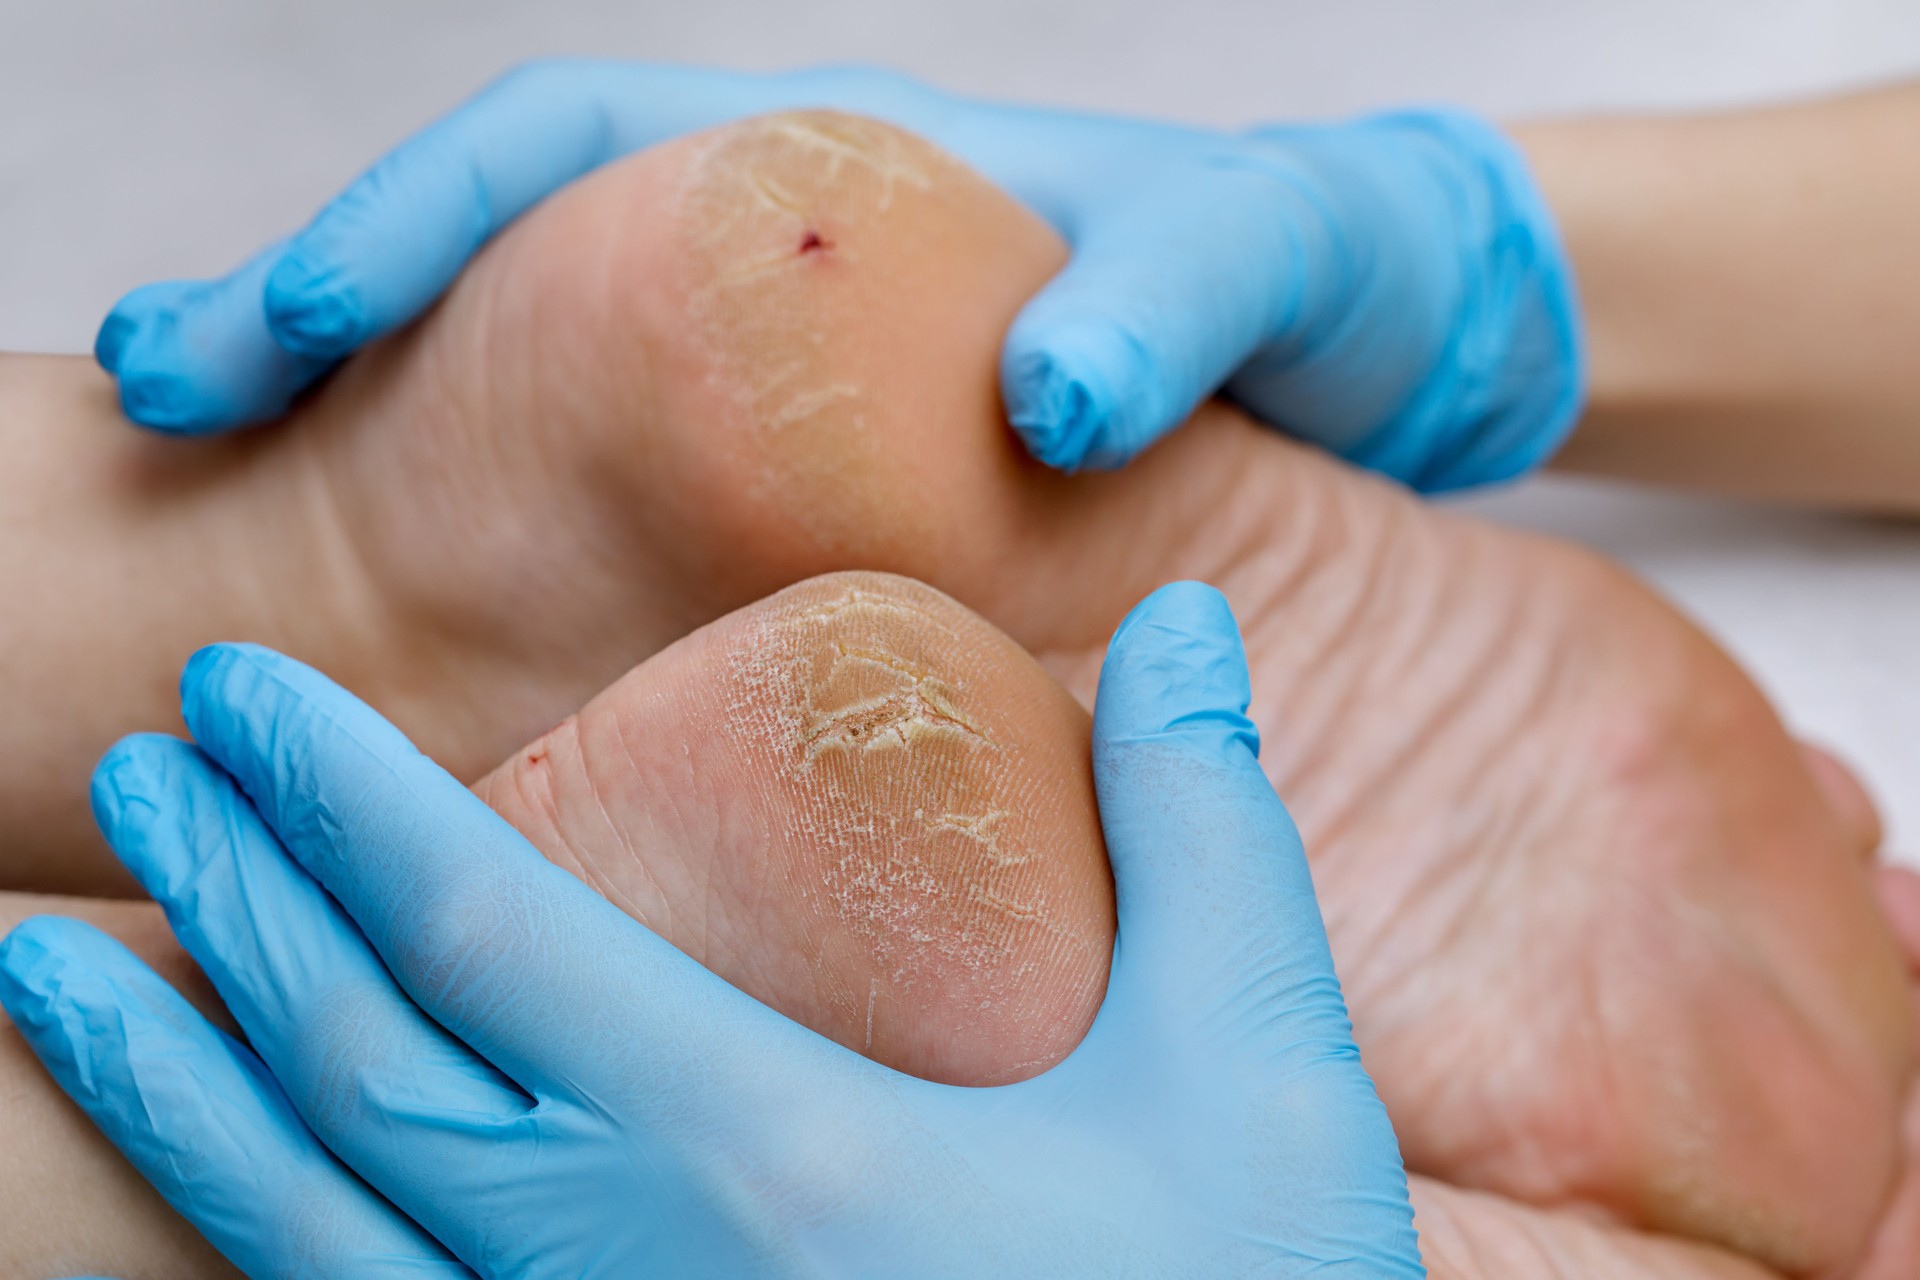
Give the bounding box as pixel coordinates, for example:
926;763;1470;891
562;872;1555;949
1400;107;1587;489
1243;108;1588;492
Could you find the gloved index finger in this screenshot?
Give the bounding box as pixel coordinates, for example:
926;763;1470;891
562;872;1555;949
175;642;866;1123
0;916;471;1280
261;59;786;360
998;152;1333;470
175;642;650;1091
95;240;336;435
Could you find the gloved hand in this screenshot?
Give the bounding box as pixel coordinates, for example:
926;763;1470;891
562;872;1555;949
96;61;1581;489
0;583;1424;1278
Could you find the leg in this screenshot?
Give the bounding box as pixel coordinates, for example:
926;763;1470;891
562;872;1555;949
439;112;1904;1270
0;572;1798;1278
1;109;1907;1269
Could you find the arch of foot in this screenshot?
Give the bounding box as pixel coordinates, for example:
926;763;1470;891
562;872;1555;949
398;109;1912;1274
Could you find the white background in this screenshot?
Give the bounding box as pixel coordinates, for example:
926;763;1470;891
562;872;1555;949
3;0;1916;852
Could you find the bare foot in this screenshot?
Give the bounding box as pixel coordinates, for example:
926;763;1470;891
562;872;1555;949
475;568;1797;1279
120;110;1893;1272
290;112;1904;1272
16;106;1897;1271
1411;1177;1778;1280
0;573;1807;1278
475;572;1113;1086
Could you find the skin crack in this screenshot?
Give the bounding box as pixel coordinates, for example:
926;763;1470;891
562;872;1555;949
763;383;863;433
748;170;807;217
924;808;1027;866
793;586;958;637
765;116;936;211
801;673;994;758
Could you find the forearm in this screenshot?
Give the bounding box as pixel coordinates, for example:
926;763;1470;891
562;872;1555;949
0;357;376;895
1511;82;1920;510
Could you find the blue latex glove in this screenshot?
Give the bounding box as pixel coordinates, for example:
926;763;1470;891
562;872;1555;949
97;61;1581;490
0;583;1424;1277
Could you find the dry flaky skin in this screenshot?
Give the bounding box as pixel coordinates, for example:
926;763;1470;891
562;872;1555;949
478;572;1112;1085
3;108;1914;1278
0;569;1797;1280
523;110;1904;1272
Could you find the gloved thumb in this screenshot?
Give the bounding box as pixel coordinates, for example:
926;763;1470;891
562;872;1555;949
1090;581;1375;1086
95;241;333;434
998;164;1328;471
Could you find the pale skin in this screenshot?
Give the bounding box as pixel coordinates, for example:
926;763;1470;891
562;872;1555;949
0;106;1914;1275
5;83;1919;881
2;81;1916;892
0;574;1794;1280
1525;81;1920;509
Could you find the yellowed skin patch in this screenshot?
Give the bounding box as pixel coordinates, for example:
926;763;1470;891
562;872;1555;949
672;112;983;561
800;644;995;760
462;108;1914;1266
678;111;946;436
720;574;1110;1083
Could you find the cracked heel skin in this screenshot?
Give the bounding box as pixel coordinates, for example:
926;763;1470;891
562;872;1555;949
479;572;1114;1086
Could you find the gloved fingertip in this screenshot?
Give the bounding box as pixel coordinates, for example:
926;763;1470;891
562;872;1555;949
0;919;162;1106
0;915;89;1016
1003;347;1110;472
94;295;212;431
1096;582;1258;758
1109;578;1234;642
263;250;366;359
180;639;278;699
179;642;324;762
94;281;186;377
178;644;248;731
115;373;212;435
90;735;212;890
93;310;139;374
90;736;164;835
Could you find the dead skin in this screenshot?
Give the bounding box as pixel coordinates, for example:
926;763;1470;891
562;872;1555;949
482;572;1115;1087
0;105;1910;1279
0;106;1898;1277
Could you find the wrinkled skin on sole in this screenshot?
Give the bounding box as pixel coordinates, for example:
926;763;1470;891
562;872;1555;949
296;111;1911;1273
0;574;1825;1277
468;569;1813;1280
14;112;1911;1276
